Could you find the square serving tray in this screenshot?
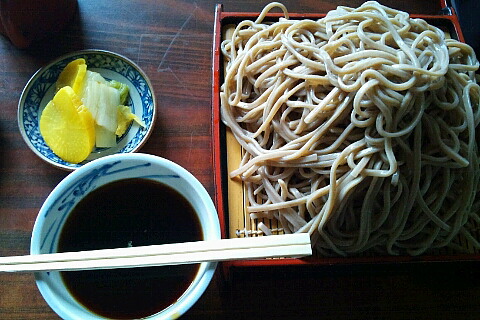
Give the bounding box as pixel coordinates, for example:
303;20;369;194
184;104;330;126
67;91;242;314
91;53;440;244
211;1;479;271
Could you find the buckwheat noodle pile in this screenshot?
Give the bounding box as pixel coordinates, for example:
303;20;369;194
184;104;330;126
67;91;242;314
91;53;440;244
220;1;480;256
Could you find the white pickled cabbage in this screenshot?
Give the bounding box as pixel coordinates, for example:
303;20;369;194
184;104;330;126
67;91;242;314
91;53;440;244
80;71;120;147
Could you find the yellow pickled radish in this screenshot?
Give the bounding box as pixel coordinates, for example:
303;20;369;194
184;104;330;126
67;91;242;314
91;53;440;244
77;104;96;149
40;86;95;163
56;58;87;94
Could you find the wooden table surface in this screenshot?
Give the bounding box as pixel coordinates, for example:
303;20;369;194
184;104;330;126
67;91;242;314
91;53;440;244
1;0;480;319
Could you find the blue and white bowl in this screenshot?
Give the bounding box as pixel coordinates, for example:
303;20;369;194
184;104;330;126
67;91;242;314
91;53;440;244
18;49;156;171
31;153;221;319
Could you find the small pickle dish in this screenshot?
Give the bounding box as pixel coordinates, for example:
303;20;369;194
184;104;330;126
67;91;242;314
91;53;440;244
18;49;156;171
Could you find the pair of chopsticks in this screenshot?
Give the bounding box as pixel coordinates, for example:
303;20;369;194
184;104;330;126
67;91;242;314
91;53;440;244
0;233;311;273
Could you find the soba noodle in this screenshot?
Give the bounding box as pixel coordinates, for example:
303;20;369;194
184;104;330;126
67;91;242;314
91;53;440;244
220;1;480;256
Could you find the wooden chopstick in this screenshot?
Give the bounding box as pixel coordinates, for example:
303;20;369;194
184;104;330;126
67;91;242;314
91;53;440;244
0;233;311;273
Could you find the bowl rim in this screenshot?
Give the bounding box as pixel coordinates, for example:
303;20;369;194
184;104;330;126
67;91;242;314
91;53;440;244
17;49;157;171
30;153;220;319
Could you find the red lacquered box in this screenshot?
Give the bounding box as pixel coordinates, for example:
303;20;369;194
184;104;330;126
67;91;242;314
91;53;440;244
211;1;479;274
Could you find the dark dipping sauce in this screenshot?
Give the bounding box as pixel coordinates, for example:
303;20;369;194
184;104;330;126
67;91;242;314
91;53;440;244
57;178;203;319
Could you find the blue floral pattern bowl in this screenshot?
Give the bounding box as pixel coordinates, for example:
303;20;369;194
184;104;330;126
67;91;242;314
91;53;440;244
18;49;156;171
31;153;221;320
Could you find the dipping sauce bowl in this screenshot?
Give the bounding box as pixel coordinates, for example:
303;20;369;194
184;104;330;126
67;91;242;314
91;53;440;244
30;153;220;319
